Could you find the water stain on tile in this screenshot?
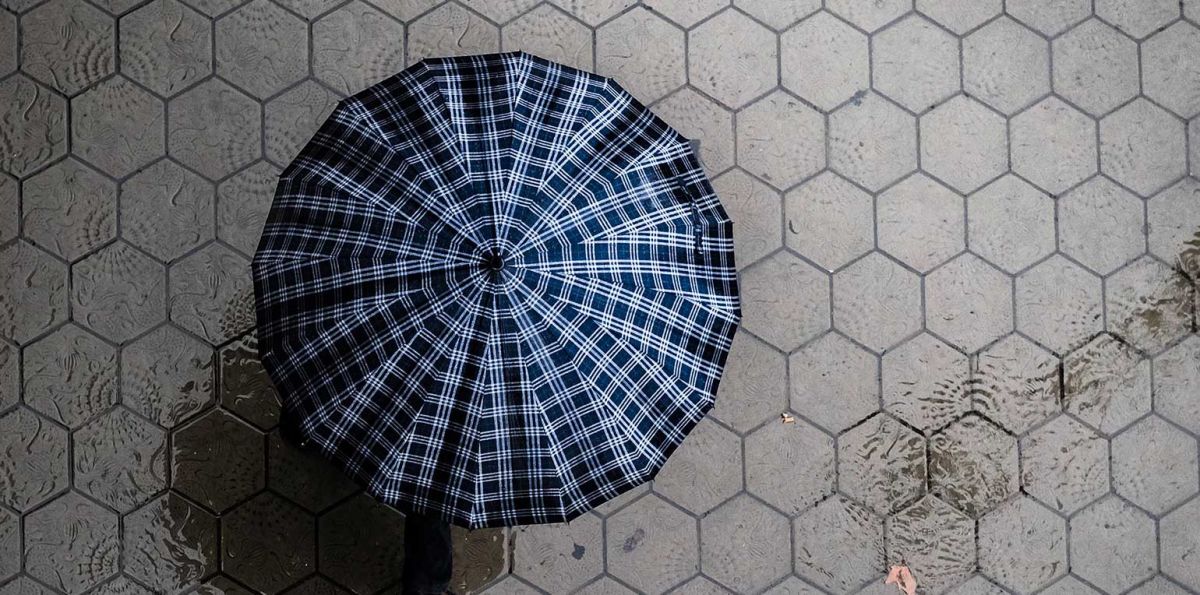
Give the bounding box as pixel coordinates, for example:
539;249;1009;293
1063;334;1151;435
929;414;1019;518
220;333;281;431
122;493;219;592
452;525;506;594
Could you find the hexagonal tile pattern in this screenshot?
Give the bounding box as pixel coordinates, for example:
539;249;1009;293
1106;256;1194;354
792;496;882;593
1032;576;1102;595
833;253;922;352
736;0;816;30
0;407;68;511
513;515;603;593
926;254;1012;353
1143;23;1200;120
745;417;834;515
502;4;592;71
701;495;791;593
0;577;59;595
1010;97;1097;196
1070;496;1157;593
978;496;1067;592
872;15;960;112
883;333;971;432
1156;336;1200;434
1064;334;1151;435
711;330;785;432
1020;415;1109;514
642;0;725;28
971;335;1060;434
264;82;338;168
886;495;975;594
784;172;873;272
72;242;165;343
1006;0;1090;35
172;407;263;512
828;93;917;192
119;0;212;97
688;9;775;109
318;493;406;594
0;241;68;344
221;334;280;430
121;160;214;262
963;18;1050;115
1101;98;1188;196
122;494;219;592
736;90;825;190
21;0;115;95
652;417;741;514
929;415;1018;517
595;9;684;104
73;407;166;512
1015;255;1103;355
455;0;537;24
710;169;781;268
1112;415;1199;514
1059;177;1144;275
1162;497;1200;591
215;0;308;101
168;79;262;180
312;2;405;95
221;492;315;593
169;243;255;344
920;96;1006;194
789;333;878;433
826;0;909;32
967;175;1055;274
1053;19;1139;116
1149;178;1200;279
122;325;213;428
0;76;67;178
71;77;165;177
605;494;697;594
24;324;116;428
653;87;734;175
838;413;927;515
948;576;1008;595
1095;0;1178;39
780;11;868;112
267;431;357;513
739;252;830;351
21;158;116;262
408;2;500;63
916;0;1000;34
548;0;631;26
878;174;964;273
217;161;278;258
24;492;118;594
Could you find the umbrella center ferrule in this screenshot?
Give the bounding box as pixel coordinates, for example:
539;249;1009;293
483;252;505;271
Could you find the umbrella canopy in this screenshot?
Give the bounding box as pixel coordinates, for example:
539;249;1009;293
252;51;740;528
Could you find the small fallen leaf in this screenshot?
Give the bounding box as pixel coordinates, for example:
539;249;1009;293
885;565;917;595
780;413;795;424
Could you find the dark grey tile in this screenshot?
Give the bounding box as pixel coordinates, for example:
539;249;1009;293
318;493;406;594
172;408;265;513
221;492;316;593
123;493;219;593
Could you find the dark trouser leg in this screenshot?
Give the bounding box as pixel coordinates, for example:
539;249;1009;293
402;513;453;595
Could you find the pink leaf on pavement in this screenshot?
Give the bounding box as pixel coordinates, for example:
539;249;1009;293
885;565;917;595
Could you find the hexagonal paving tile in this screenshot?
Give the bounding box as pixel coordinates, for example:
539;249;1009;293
221;334;280;430
122;325;214;428
0;177;16;244
215;0;308;100
825;0;908;32
832;252;922;352
1149;178;1200;279
701;495;791;593
642;0;724;28
1112;415;1199;514
24;492;118;594
916;0;1000;34
967;175;1055;274
739;252;829;351
408;2;500;63
735;0;817;30
947;576;1008;595
73;406;166;512
0;407;68;511
828;93;916;192
928;415;1018;517
119;0;212;97
21;0;115;95
977;496;1067;592
1162;497;1200;591
885;495;975;594
710;169;781;269
1101;98;1188;196
24;324;116;428
1070;496;1157;593
72;241;165;342
0;241;68;344
595;9;684;104
512;515;603;593
0;343;15;411
926;254;1012;353
879;174;964;272
0;76;67;178
605;494;697;593
168;80;262;180
711;330;785;432
0;577;59;595
285;576;352;595
452;0;535;24
21;158;116;261
1143;23;1200;120
1059;177;1144;275
1156;336;1200;434
789;332;878;433
217;161;278;258
883;333;971;432
221;492;315;593
688;9;775;109
1014;255;1103;355
92;577;154;595
971;335;1060;434
548;0;631;26
172;407;263;512
920;96;1006;194
780;11;868;112
1052;19;1139;117
746;417;834;515
963;17;1050;115
319;493;407;594
451;525;505;593
1063;334;1150;435
71;77;164;178
1193;117;1200;176
791;496;882;593
0;11;14;77
736;90;826;190
267;431;357;513
169;243;255;345
1040;576;1103;595
1020;415;1108;514
572;577;635;595
0;507;17;582
264;82;339;168
837;413;927;515
872;15;959;112
501;4;592;71
122;494;219;592
784;172;873;272
1010;98;1097;196
122;160;214;263
312;2;406;96
1095;0;1177;39
1006;0;1090;35
653;88;734;175
652;417;741;514
1106;256;1194;353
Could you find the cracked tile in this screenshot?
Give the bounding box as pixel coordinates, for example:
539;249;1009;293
409;2;500;63
217;161;279;258
739;252;830;351
977;496;1067;592
222;492;316;593
502;4;592;71
963;17;1050;115
169;80;261;180
920;96;1006;194
318;494;407;594
1070;496;1157;593
884;333;970;432
21;0;115;95
653;417;741;514
929;415;1018;517
1101;98;1188;196
792;496;883;593
1149;178;1200;279
1020;415;1108;514
1095;0;1178;39
1143;22;1200;119
745;417;834;515
169;244;255;345
916;0;1000;34
968;175;1054;274
789;332;878;433
595;9;684;104
123;494;219;592
122;325;214;428
215;0;308;100
1063;334;1150;435
689;10;775;109
1052;19;1139;116
513;515;603;593
605;494;697;594
642;0;725;28
1106;256;1194;354
25;492;119;594
1006;0;1090;35
872;15;959;112
1112;415;1198;514
312;2;406;95
837;413;927;515
72;242;165;343
712;330;785;432
971;335;1060;434
784;172;873;272
654;87;734;175
74;407;166;513
780;11;868;112
221;333;280;430
0;75;67;179
121;160;215;262
828;93;916;192
21;158;117;261
267;431;357;512
826;0;909;32
119;0;211;97
926;254;1012;353
71;77;164;178
24;324;117;429
701;495;790;593
1162;497;1200;591
172;407;264;512
1155;336;1200;434
885;495;975;594
711;169;781;268
1010;97;1097;196
1015;256;1103;355
878;174;964;272
1059;177;1144;275
0;407;68;511
833;253;922;353
736;90;825;189
0;241;68;344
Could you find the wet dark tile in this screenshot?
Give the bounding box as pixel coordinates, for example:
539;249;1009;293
73;406;168;512
283;576;351;595
24;491;119;594
267;431;358;513
318;493;406;594
122;325;215;429
172;408;265;513
0;407;69;512
220;334;281;431
221;492;316;594
0;507;20;582
123;493;219;593
193;575;256;594
452;526;507;594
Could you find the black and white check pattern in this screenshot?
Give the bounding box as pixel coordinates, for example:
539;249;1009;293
252;52;741;528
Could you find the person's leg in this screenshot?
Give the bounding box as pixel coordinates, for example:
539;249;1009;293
402;513;453;595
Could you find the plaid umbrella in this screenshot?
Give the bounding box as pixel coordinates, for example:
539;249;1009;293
252;51;740;528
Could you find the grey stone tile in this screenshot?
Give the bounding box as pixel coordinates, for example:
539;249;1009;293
178;0;240;19
977;496;1066;593
739;252;830;351
1052;19;1139;117
0;177;16;244
215;0;308;100
605;494;697;594
1059;177;1144;275
915;0;999;34
929;415;1017;517
0;76;67;178
963;17;1050;115
828;93;917;192
710;169;781;269
701;494;791;594
119;0;212;97
1130;577;1193;595
784;172;874;272
1095;0;1178;39
458;0;538;24
1014;256;1104;355
926;254;1012;353
121;325;214;428
550;0;632;26
667;576;728;594
872;15;959;113
878;174;964;273
1006;0;1090;35
736;90;826;190
168;80;262;180
20;0;115;95
735;0;817;30
688;9;776;109
642;0;725;28
21;158;116;261
745;417;834;515
1155;336;1200;434
264;82;338;169
267;431;356;512
592;482;648;516
169;243;255;345
172;407;264;512
217;161;278;258
512;515;603;593
780;11;868;112
1069;496;1157;593
1010;97;1097;196
792;496;884;593
0;577;58;595
883;333;971;432
24;324;117;429
1157;24;1200;117
1064;334;1151;435
837;413;927;515
24;491;119;594
1020;415;1109;514
501;4;593;72
122;160;215;263
318;493;406;594
1112;415;1199;515
0;11;14;77
654;87;734;175
1105;256;1194;354
711;330;785;433
574;577;637;595
71;77;165;178
1100;98;1188;196
73;406;167;512
122;493;219;592
1161;497;1200;591
833;253;922;353
594;8;684;104
971;335;1061;435
0;343;14;412
825;0;908;32
764;576;823;595
967;175;1055;274
1148;178;1200;280
311;2;405;96
1038;576;1102;595
0;407;68;512
408;2;500;64
476;576;541;595
0;241;68;344
885;495;975;594
221;492;316;593
920;96;1006;194
945;575;1007;595
789;332;879;434
652;416;741;514
0;505;13;583
220;333;280;430
91;577;154;595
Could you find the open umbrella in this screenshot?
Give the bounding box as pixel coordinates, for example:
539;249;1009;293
252;51;740;528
